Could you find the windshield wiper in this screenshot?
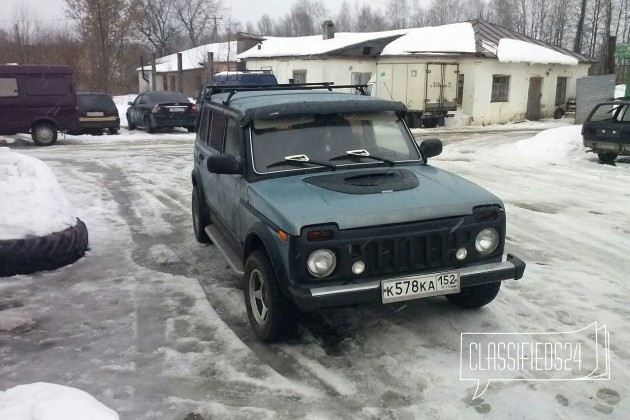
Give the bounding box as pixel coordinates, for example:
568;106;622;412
329;149;396;166
267;154;337;170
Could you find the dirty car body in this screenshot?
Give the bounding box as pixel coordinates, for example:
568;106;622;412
191;85;526;342
582;98;630;163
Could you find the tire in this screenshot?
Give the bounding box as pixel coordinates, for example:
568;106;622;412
0;218;89;277
244;249;297;342
192;187;210;243
144;116;154;133
445;282;501;309
422;118;439;128
553;108;564;119
108;128;118;135
597;152;617;164
187;126;196;133
127;114;136;130
31;123;58;146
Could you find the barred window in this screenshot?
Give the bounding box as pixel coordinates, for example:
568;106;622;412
491;75;510;102
292;70;307;84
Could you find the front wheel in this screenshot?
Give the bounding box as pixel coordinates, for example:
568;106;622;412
191;187;210;243
446;282;501;309
127;114;136;130
597;152;617;164
31;122;57;146
244;250;297;342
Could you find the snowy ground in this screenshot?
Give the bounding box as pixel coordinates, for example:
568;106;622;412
0;120;628;419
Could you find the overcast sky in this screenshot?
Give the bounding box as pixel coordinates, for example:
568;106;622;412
3;0;396;31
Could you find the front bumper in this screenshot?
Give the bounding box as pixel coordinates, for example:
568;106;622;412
288;254;526;311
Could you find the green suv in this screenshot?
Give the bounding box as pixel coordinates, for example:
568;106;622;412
192;84;526;342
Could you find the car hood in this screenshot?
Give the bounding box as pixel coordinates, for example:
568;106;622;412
246;166;503;236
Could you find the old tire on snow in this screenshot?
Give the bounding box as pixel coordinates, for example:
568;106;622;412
0;218;89;277
445;281;501;309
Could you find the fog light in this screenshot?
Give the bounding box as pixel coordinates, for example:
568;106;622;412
456;247;468;260
307;249;336;278
352;260;365;274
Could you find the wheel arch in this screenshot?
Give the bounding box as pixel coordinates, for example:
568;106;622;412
245;222;291;300
30;117;58;131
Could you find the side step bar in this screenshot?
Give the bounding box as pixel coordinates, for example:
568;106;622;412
204;225;244;275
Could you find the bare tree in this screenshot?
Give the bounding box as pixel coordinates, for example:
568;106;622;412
136;0;179;56
10;0;39;63
256;14;275;35
173;0;220;47
64;0;141;93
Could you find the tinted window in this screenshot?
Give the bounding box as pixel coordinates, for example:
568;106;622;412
224;119;242;161
77;94;117;113
149;91;189;102
209;112;226;151
25;74;72;96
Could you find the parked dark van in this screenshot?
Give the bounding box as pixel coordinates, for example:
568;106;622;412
0;65;80;146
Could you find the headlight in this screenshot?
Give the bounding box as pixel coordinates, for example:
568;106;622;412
475;228;499;255
307;249;336;278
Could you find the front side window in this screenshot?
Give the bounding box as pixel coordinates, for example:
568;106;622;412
250;111;420;174
209;112;226;152
491;75;510;102
224;118;243;161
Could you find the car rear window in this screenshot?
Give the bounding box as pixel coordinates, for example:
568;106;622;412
150;91;189;102
77;94;117;113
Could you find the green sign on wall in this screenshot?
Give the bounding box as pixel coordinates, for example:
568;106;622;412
614;43;630;58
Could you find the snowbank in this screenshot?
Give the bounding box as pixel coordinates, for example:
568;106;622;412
0;383;118;420
515;125;584;158
616;84;626;98
381;23;476;55
497;39;578;65
0;148;77;240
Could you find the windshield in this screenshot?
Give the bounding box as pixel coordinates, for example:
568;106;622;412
250;111;420;174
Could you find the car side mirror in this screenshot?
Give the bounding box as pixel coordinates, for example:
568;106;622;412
128;101;133;106
207;154;240;174
419;138;442;159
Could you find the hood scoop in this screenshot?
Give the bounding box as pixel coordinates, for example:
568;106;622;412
304;169;419;194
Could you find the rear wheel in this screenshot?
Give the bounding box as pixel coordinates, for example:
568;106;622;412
597;152;617;164
187;126;196;133
553;108;564;119
244;249;297;342
31;122;57;146
446;282;501;309
108;128;118;135
422;118;439;128
192;187;210;243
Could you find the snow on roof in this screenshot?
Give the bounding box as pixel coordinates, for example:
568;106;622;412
238;30;407;59
380;23;476;55
139;41;237;73
497;38;578;66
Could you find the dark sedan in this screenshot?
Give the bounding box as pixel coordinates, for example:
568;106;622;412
582;98;630;163
126;91;197;133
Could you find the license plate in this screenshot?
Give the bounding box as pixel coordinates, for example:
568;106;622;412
381;271;460;304
168;107;186;112
86;111;104;117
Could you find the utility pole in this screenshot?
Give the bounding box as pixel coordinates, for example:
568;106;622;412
211;15;223;43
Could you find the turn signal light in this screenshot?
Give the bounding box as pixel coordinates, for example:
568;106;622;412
307;230;333;241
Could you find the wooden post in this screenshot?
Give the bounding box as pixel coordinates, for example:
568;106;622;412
206;52;214;84
151;53;157;91
177;53;184;93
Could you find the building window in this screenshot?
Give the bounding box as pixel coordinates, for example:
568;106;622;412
0;78;18;97
491;75;510;102
351;72;372;86
555;77;568;106
292;70;307;84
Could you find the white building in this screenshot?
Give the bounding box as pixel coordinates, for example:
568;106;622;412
238;20;595;126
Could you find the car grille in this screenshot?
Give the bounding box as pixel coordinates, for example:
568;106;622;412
351;233;448;275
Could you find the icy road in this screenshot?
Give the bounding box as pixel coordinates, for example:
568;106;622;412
0;126;628;419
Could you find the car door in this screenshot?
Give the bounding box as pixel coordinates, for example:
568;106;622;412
196;108;244;247
130;94;144;126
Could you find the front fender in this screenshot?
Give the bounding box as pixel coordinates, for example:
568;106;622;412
245;221;291;299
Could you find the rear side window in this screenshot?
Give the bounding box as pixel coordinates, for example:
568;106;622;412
25;75;72;96
198;107;211;146
0;78;18;97
224;119;242;161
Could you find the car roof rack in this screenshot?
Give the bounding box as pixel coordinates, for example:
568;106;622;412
203;82;369;105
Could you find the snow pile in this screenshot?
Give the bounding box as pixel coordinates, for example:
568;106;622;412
381;23;476;55
616;84;626;98
515;125;584;158
497;39;578;65
0;383;118;420
0;148;77;240
138;41;237;72
444;110;472;127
